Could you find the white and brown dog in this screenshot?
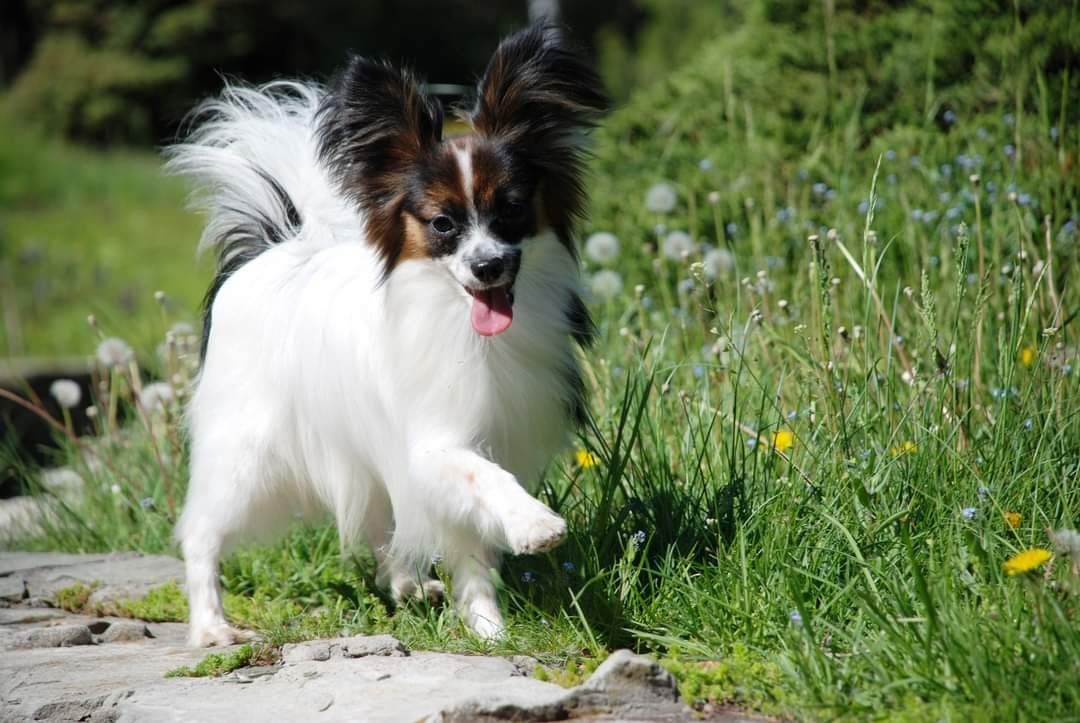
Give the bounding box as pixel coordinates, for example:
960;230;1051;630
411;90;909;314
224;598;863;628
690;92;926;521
167;23;607;646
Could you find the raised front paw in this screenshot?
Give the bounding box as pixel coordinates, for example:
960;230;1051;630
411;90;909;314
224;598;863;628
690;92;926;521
504;504;567;555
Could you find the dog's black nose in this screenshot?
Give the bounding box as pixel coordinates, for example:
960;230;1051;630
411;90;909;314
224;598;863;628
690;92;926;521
470;257;505;284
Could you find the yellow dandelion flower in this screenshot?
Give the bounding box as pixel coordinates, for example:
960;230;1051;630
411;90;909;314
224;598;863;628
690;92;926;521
1003;511;1022;529
575;449;599;469
890;440;917;457
1002;547;1052;576
771;429;794;453
1019;346;1036;367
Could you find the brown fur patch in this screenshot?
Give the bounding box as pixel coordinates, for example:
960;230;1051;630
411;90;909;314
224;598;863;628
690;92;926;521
400;212;429;260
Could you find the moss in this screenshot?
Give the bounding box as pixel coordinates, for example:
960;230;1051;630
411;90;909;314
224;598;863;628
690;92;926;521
104;581;189;622
660;645;792;715
533;654;605;688
165;644;255;678
53;582;97;613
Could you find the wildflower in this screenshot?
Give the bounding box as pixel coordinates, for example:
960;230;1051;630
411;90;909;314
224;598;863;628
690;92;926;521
698;158;713;171
1019;346;1036;366
96;337;134;368
661;230;694;260
1050;528;1080;557
1002;548;1052;576
942;109;956;125
812;182;828;197
575;449;599;469
584;232;620;264
702;247;734;279
677;278;695;294
1003;144;1016;159
692;365;705;379
706;191;721;205
890;440;917;457
49;379;82;409
561;560;576;574
139;497;156;511
1003;511;1022;529
590;270;623;301
1022;418;1034;431
154;290;167;305
645;182;677;213
962;507;977;520
789;610;803;627
771;429;794;453
521;571;536;583
884;149;897;161
630;530;646;548
138;382;175;412
110;483;122;495
725;222;739;237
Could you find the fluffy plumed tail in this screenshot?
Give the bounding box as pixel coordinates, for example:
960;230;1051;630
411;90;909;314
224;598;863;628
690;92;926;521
165;81;331;353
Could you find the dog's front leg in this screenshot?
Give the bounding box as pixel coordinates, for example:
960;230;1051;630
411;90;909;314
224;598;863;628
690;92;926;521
409;446;566;638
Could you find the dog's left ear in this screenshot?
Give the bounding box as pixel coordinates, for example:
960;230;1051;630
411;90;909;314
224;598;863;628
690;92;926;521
470;23;609;237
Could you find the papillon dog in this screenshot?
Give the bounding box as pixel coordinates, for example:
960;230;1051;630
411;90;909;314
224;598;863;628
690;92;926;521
167;23;608;646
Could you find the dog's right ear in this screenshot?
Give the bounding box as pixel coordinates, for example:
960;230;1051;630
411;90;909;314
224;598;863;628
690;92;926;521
318;57;442;271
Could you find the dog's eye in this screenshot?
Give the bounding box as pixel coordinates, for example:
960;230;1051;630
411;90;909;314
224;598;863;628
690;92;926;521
431;215;455;234
501;200;525;221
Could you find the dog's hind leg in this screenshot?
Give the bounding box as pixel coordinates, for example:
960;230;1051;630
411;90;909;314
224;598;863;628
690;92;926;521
177;435;281;647
444;535;503;639
360;485;445;605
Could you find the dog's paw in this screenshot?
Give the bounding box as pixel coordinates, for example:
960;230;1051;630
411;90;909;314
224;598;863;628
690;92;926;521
469;613;506;641
504;506;567;556
392;577;446;606
189;623;256;648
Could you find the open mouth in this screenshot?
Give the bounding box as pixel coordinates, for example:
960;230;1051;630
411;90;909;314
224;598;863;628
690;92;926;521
466;284;515;337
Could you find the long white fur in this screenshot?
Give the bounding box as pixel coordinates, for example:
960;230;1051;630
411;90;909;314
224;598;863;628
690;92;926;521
167;82;583;645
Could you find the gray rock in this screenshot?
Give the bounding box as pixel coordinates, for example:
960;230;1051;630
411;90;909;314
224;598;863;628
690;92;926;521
340;634;409;658
8;624;93;649
0;551;184;607
99;621;152;643
281;640;333;663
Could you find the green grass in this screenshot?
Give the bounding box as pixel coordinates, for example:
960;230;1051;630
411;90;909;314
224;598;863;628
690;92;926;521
0;121;208;357
6;2;1080;719
165;644;255;678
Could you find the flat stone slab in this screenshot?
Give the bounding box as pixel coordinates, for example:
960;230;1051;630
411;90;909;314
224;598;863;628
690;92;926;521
0;551;183;604
0;552;756;722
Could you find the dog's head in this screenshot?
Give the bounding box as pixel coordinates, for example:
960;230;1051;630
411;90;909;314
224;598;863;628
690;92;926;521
317;23;608;337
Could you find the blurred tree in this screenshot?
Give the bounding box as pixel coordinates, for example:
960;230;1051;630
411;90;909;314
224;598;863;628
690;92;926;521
0;0;636;145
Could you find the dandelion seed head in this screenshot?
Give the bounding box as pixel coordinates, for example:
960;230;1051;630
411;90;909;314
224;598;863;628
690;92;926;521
645;182;678;213
138;382;174;412
96;337;134;368
585;232;620;264
590;270;623;301
662;230;694;260
49;379;81;410
702;247;734;279
1050;528;1080;557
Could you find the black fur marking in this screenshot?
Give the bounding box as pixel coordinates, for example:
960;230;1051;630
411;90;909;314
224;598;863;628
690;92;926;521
200;168;301;356
565;291;596;348
468;23;609;251
316;56;442;278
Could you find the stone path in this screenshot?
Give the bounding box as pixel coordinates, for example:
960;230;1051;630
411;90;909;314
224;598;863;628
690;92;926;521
0;552;768;722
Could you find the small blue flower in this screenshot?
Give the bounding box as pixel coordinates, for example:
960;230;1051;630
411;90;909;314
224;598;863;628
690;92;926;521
699;158;713;171
939;163;953;176
939;191;951;203
521;570;536;583
910;155;922;168
725;222;739;236
797;168;810;181
812;182;828;197
825;189;838;201
858;200;869;215
886;173;898;185
1062;363;1073;376
612;366;624;378
561;560;576;574
641;296;654;310
693;365;705;379
946;207;961;220
1004;113;1015;127
789;610;803;627
930;255;941;267
976;126;989;139
1003;144;1016;158
786;410;798;421
991;387;1005;400
1017;193;1032;207
885;149;897;161
1023;418;1034;431
978;485;990;500
1050;126;1059;141
678;278;696;294
962;507;977;520
746;437;758;449
139;497;155;511
942;109;957;125
631;530;647;547
911;209;924;222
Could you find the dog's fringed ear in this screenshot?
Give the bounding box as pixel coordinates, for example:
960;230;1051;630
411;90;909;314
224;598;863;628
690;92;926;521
318;57;442;272
470;24;609;238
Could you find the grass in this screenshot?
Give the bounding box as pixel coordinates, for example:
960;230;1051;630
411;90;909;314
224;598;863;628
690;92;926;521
5;3;1080;720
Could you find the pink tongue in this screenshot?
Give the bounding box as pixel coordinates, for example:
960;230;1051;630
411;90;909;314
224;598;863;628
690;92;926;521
470;286;513;336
